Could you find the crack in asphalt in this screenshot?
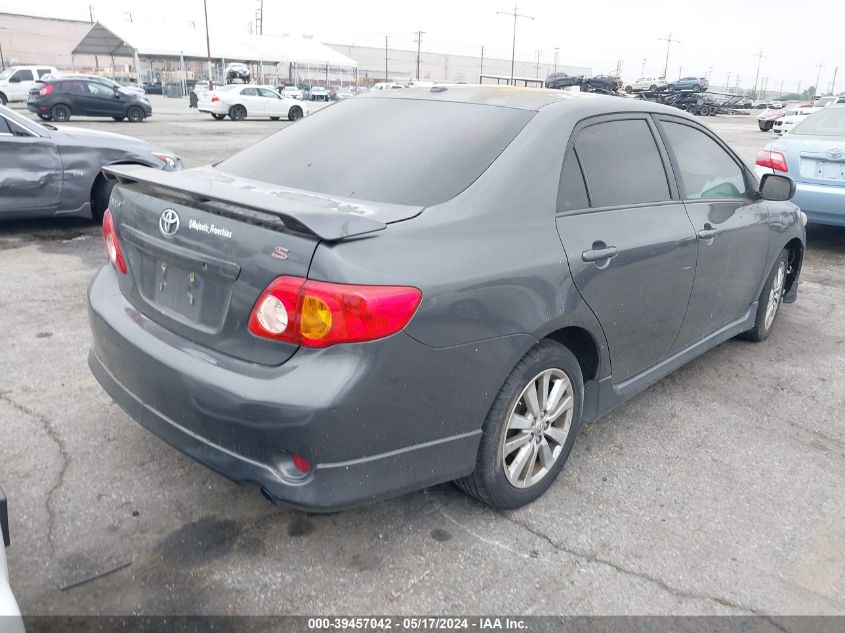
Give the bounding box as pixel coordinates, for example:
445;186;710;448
499;511;762;615
0;392;70;557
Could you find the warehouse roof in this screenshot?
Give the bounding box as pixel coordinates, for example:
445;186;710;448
72;21;357;68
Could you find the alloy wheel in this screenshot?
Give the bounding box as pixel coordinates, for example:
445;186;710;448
765;261;786;330
502;368;574;489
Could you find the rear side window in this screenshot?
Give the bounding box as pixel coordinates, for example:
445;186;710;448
575;119;670;207
241;87;258;96
661;121;747;199
557;151;589;211
218;98;534;206
37;69;52;78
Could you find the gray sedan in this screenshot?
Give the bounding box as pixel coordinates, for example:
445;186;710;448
0;105;180;222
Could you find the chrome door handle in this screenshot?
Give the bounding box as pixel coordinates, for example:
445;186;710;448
581;246;618;262
697;228;718;240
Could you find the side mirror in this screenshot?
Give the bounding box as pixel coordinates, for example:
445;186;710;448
759;173;795;202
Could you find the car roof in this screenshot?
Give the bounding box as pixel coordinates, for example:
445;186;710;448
369;84;688;115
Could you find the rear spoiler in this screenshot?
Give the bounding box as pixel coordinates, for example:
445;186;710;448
102;164;393;241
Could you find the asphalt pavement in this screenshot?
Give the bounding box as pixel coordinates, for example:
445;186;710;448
0;96;843;616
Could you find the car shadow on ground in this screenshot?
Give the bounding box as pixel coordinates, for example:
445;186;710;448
806;223;845;250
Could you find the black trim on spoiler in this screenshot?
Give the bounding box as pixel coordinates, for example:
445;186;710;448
102;164;395;241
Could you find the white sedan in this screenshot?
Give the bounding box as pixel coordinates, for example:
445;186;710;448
198;85;308;121
624;77;668;92
772;104;820;135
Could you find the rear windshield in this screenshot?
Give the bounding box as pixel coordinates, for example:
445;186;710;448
218;97;534;206
791;108;845;136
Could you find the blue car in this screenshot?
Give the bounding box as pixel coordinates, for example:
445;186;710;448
754;106;845;226
669;76;709;92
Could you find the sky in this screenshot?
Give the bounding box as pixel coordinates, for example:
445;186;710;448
1;0;843;92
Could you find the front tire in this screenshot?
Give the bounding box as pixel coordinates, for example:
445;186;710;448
288;106;303;121
90;175;115;224
127;106;145;122
455;340;583;509
740;249;789;342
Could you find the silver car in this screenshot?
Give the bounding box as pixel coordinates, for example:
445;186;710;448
0;105;180;222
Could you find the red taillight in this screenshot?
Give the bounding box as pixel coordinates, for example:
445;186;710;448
248;276;422;348
102;209;127;274
38;84;53;96
211;95;220;102
755;149;788;173
292;453;311;474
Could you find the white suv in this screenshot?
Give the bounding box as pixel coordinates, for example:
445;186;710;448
0;65;58;104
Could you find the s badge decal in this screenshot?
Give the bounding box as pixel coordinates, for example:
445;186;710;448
271;246;289;260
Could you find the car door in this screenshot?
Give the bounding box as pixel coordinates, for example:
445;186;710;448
83;80;125;117
7;69;36;100
0;113;62;213
238;87;264;116
556;115;697;383
655;115;771;350
258;87;284;116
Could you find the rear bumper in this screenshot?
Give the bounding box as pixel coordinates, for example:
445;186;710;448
87;267;526;511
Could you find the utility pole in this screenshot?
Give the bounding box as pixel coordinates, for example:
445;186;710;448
752;50;765;99
384;36;388;81
832;66;839;96
658;32;680;79
553;47;560;73
814;62;824;99
497;5;534;86
677;65;682;80
257;0;264;35
480;45;485;77
89;5;95;23
414;30;425;80
535;49;542;78
726;71;732;92
202;0;213;89
641;58;647;76
797;79;802;95
735;76;740;93
778;79;784;97
707;66;713;80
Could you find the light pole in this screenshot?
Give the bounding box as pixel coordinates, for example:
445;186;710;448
534;49;542;78
641;58;647;76
384;36;389;81
814;62;824;99
497;5;534;86
414;30;425;80
658;32;680;79
726;71;732;92
202;0;213;89
752;50;765;99
553;47;559;73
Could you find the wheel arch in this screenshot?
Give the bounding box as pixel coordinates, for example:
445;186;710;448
90;160;158;220
783;236;804;296
543;326;601;382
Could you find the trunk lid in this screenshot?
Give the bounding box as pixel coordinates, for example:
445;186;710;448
104;164;421;365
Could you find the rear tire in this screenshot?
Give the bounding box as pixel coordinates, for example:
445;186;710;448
229;104;247;121
51;104;71;122
112;116;125;121
740;249;789;342
455;340;583;509
668;84;675;91
211;113;226;120
0;93;7;106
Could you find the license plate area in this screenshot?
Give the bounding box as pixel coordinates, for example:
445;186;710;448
801;158;845;182
120;225;240;333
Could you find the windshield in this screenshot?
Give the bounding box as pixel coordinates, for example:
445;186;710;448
218;97;534;206
791;108;845;136
0;68;14;80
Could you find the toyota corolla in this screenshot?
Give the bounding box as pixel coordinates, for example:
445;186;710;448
88;87;805;511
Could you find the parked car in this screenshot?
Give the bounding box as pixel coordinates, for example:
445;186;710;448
545;72;583;90
41;73;146;97
309;86;329;101
668;76;709;92
334;87;354;100
0;64;57;105
26;76;152;122
773;104;820;135
735;98;754;109
756;107;845;226
278;85;303;100
198;84;307;121
225;63;251;84
0;488;24;633
87;87;804;512
757;102;804;131
582;75;621;93
625;77;668;92
0;104;180;221
372;82;403;91
143;82;164;95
